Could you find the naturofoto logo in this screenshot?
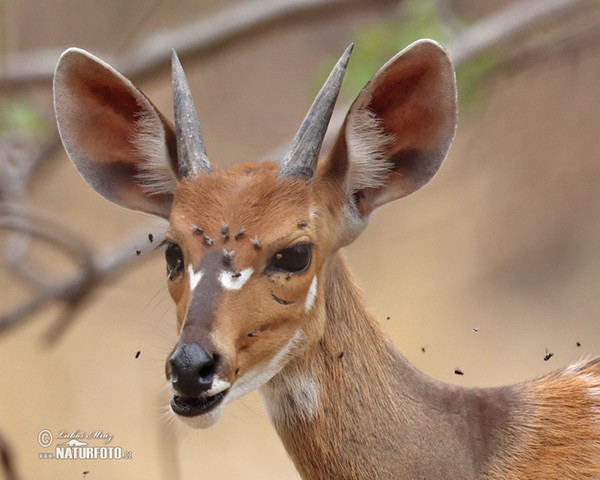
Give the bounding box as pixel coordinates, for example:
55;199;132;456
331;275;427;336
37;429;133;460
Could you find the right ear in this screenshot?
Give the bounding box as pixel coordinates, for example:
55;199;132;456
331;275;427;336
319;39;457;223
54;48;178;219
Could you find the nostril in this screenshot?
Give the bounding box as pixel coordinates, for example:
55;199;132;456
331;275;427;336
168;344;219;396
198;354;218;381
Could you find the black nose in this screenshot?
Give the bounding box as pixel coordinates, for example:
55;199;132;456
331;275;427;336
168;343;218;396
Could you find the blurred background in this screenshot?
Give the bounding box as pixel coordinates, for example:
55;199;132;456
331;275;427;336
2;0;600;478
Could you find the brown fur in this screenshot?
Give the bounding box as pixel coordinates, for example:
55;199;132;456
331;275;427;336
267;254;513;479
486;359;600;479
267;255;600;479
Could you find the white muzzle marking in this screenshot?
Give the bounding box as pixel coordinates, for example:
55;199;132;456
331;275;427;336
188;265;203;290
219;268;253;290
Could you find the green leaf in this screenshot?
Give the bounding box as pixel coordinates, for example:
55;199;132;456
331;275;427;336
0;100;47;134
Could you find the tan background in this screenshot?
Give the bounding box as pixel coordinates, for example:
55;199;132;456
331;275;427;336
2;1;600;479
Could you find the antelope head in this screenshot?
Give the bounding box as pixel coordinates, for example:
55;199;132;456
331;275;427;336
53;40;457;428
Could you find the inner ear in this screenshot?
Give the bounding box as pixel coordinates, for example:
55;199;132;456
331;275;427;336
365;59;450;201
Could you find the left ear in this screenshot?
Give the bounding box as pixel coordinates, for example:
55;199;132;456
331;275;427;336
54;48;179;219
318;39;457;218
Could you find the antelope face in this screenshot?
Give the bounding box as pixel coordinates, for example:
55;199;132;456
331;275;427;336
163;165;330;427
53;44;352;428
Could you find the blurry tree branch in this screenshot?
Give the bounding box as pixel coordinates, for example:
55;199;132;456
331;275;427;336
0;430;19;480
446;0;592;66
0;0;395;89
0;0;597;343
0;204;165;342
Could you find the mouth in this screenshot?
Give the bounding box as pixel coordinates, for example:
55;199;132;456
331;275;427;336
170;390;228;417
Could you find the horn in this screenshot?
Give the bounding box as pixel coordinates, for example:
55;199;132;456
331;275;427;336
278;43;353;181
171;50;211;177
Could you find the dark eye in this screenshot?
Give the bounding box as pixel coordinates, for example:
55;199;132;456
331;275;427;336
165;242;184;280
268;243;312;274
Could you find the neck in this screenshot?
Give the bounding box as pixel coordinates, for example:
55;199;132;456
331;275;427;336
261;253;519;479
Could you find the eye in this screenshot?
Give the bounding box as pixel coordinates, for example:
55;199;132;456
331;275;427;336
268;243;313;274
165;242;184;280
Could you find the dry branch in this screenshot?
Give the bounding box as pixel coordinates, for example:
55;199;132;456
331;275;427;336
0;218;164;341
0;203;165;339
0;430;19;480
0;0;394;89
447;0;593;65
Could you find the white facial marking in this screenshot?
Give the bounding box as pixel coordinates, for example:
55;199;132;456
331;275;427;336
308;205;317;220
188;264;203;290
305;276;317;313
228;329;304;404
219;268;253;290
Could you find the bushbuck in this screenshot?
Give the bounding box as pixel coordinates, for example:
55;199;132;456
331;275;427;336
54;40;600;479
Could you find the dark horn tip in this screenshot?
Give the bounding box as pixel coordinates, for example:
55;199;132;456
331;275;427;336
335;43;354;72
343;43;354;60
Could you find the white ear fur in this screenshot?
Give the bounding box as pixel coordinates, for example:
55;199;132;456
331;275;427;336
345;107;395;194
132;109;177;196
